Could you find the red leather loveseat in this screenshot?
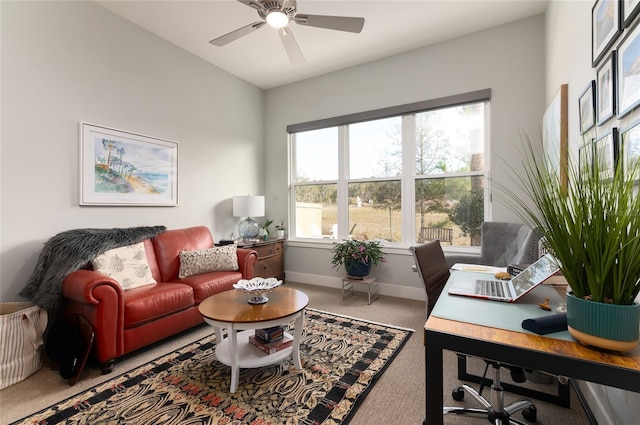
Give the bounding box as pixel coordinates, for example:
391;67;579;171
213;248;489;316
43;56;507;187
61;226;257;374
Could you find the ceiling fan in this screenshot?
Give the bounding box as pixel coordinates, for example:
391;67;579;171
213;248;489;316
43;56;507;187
210;0;365;66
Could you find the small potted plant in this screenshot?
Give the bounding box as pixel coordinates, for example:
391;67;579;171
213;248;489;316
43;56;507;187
499;136;640;351
259;219;274;240
275;220;286;239
331;238;387;279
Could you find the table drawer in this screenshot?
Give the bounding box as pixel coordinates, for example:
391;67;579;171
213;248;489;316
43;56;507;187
254;255;284;280
253;243;282;258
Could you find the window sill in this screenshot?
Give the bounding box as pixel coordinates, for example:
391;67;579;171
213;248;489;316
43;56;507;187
285;239;481;256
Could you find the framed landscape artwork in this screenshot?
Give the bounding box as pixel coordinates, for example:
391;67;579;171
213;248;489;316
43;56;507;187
542;84;568;192
80;122;178;206
594;128;619;179
623;0;640;27
592;0;622;67
617;21;640;117
579;80;596;133
596;51;616;124
579;139;595;178
621;119;640;180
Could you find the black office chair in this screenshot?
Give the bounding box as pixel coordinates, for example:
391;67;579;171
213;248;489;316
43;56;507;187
411;240;537;425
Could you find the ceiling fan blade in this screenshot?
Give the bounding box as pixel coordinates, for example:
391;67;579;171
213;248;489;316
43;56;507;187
294;14;364;33
236;0;266;12
210;21;266;46
279;27;305;66
281;0;296;10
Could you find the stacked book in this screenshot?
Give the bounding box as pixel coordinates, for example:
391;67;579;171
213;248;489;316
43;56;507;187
249;326;292;355
255;326;284;343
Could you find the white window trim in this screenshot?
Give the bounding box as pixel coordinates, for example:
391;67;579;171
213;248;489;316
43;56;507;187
288;90;492;250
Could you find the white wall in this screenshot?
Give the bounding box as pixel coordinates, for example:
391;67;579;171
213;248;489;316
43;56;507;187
0;1;265;302
264;15;546;298
545;2;640;423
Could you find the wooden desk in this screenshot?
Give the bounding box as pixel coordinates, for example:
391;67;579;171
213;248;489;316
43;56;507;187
424;303;640;425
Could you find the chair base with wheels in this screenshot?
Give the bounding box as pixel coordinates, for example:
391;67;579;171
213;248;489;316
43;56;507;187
449;361;537;425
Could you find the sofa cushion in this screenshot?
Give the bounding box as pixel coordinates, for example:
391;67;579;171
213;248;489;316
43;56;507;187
152;226;214;282
123;282;194;328
91;242;156;290
174;271;241;304
178;245;239;278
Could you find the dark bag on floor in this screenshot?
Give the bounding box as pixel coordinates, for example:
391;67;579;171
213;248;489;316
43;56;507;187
45;319;85;380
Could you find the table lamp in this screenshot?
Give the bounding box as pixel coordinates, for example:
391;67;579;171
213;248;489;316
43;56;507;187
233;195;265;241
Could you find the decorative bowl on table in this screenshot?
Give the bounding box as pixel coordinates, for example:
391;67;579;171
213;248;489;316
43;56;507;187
233;277;283;304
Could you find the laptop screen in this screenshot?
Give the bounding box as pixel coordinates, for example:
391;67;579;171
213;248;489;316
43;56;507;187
510;254;559;297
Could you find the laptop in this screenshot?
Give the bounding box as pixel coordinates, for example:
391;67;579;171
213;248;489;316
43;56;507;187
448;254;560;302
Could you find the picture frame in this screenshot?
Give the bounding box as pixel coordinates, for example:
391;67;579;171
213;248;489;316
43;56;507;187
621;119;640;180
594;128;619;179
623;0;640;28
542;84;569;192
80;122;178;206
617;21;640;117
579;139;595;178
592;0;622;67
579;80;596;134
596;51;616;125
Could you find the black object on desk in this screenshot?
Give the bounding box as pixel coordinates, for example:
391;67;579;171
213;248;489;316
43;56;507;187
522;313;568;335
507;263;530;276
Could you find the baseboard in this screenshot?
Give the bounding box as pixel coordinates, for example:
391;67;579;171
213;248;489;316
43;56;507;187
284;271;425;301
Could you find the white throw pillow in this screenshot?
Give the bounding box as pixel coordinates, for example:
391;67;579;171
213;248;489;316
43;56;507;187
179;244;239;278
91;242;157;290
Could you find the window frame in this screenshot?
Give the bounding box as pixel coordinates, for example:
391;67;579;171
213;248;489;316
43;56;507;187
288;89;492;248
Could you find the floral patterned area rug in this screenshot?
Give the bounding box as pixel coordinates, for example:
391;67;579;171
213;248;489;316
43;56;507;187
11;308;413;425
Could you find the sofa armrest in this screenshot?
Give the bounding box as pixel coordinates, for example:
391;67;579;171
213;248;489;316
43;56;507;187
62;269;126;364
62;269;124;305
237;248;258;279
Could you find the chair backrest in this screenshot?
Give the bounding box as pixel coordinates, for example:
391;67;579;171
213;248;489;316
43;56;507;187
479;222;540;267
410;240;451;317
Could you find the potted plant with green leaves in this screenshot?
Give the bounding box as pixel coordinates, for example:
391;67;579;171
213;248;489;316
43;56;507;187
331;238;387;279
499;136;640;351
275;220;286;239
259;219;274;240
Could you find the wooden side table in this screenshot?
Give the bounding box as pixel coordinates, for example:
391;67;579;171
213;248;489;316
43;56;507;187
342;276;379;304
238;239;285;280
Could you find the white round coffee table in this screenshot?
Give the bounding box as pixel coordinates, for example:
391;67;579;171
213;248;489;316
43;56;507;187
198;286;309;393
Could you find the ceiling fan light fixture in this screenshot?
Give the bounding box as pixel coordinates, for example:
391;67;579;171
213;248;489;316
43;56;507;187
266;10;289;28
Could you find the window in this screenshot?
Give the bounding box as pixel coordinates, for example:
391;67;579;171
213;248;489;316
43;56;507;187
289;90;490;247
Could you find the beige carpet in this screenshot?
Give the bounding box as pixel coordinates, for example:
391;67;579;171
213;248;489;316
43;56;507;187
0;281;591;425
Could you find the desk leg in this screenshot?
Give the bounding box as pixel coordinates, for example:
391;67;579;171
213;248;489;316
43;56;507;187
425;336;444;425
292;310;305;369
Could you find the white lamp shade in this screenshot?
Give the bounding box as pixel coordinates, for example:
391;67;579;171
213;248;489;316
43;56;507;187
233;195;265;218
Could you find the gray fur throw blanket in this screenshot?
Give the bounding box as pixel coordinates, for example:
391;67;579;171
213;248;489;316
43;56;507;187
20;226;167;313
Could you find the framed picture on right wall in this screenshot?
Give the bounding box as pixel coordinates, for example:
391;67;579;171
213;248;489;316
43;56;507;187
623;0;640;28
594;128;619;180
593;0;622;67
621;119;640;180
596;51;616;124
617;21;640;117
579;80;596;133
